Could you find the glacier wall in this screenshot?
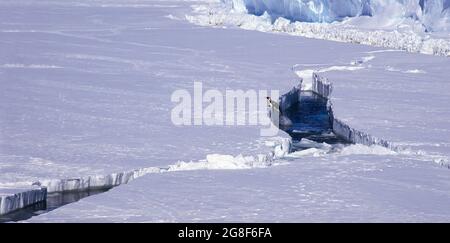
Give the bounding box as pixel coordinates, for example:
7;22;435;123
225;0;450;32
187;2;450;56
227;0;372;23
311;73;397;150
0;187;47;215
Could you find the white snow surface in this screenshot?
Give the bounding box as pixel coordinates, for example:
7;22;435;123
0;0;294;196
314;52;450;167
0;0;448;222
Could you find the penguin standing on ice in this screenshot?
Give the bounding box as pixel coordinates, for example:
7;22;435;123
266;96;280;114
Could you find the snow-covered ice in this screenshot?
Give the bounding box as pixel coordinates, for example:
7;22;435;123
0;0;296;215
313;51;450;166
27;151;450;222
0;0;449;222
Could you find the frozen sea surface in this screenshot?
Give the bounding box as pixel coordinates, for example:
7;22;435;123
0;0;448;222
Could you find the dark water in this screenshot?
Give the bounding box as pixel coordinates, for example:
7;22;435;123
280;91;349;145
0;188;111;223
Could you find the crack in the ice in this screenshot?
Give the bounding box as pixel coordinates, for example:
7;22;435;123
3;64;448;222
303;71;449;168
